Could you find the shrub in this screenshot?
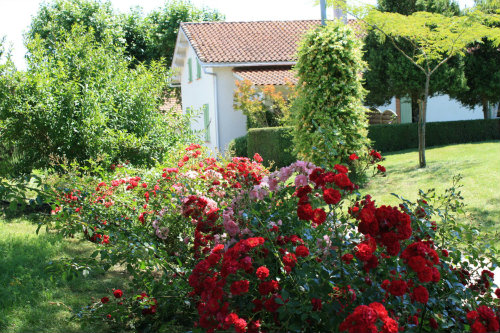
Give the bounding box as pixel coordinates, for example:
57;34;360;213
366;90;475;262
0;25;196;176
292;21;371;169
44;143;500;332
369;119;500;152
228;135;248;158
247;127;295;168
233;79;295;129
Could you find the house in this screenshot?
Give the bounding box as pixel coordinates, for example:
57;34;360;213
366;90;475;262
170;20;325;152
171;20;497;152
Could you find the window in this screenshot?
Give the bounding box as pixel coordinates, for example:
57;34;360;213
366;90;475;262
203;104;210;142
188;58;193;83
196;60;202;79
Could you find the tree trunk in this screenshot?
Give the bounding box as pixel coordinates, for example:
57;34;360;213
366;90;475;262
411;94;420;123
418;75;430;168
482;97;490;119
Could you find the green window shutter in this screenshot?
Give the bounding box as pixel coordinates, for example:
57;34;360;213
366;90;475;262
188;58;192;82
203;104;210;142
196;60;201;79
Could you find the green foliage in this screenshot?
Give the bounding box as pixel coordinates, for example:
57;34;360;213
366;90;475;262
449;2;500;119
247;127;296;168
233;79;295;129
143;0;224;65
0;25;196;175
363;0;466;122
227;135;248;158
27;0;224;66
368;119;500;152
292;21;371;169
27;0;123;53
377;0;460;15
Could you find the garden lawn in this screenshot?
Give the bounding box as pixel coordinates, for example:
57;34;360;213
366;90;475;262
361;141;500;248
0;216;130;333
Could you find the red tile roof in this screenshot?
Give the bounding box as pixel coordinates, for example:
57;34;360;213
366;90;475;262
180;20;323;64
233;66;297;85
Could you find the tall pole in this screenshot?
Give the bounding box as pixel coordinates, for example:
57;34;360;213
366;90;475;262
320;0;327;26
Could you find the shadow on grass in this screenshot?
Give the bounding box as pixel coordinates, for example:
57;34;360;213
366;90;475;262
0;222;128;333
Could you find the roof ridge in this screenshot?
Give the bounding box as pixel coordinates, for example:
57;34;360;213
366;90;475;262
180;19;325;25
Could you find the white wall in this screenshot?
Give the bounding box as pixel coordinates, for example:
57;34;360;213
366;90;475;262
214;67;248;152
426;95;484;122
377;95;486;123
180;46;217;151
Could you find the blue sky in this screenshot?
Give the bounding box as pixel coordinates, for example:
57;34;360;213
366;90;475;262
0;0;475;69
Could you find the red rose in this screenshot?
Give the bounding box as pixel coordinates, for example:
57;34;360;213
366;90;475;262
495;288;500;298
253;153;263;163
312;208;327;224
382;317;399;333
342;253;354;264
471;321;487;333
388;280;408;297
333;173;352;189
101;297;109;304
230;280;250;296
234;318;247;333
323;188;341;205
256;266;270;280
412;285;429;304
467;311;479;322
334;164;349;174
283;253;297;267
377;164;386;173
295;245;310;257
297;204;314;221
113;289;123;298
349;153;359;161
429;317;438;329
311;298;322;311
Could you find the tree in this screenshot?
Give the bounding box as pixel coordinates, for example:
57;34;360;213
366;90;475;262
292;21;370;170
27;0;123;54
360;9;498;167
363;0;465;123
0;26;195;175
27;0;224;66
143;0;224;65
334;0;499;167
449;0;500;119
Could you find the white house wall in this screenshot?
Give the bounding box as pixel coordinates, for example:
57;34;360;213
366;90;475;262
426;95;483;122
180;46;217;151
380;95;485;123
214;67;248;152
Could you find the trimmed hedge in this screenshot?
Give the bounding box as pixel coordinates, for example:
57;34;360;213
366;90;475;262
228;135;248;158
247;119;500;164
247;127;295;168
369;119;500;152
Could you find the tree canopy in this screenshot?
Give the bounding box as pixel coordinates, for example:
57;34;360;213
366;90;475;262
363;0;464;123
27;0;224;66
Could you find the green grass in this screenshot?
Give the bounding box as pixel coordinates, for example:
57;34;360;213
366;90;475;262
361;141;500;247
0;216;129;333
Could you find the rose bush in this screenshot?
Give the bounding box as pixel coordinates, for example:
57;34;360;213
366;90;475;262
44;144;499;332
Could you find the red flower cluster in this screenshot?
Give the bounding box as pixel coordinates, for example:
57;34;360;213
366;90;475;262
467;306;499;333
400;241;440;283
188;238;267;332
354;196;412;256
339;303;398;333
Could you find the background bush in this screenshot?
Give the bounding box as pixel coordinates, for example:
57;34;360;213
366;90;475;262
227;135;248;158
0;25;196;176
246;119;500;164
247;127;296;168
369;118;500;152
